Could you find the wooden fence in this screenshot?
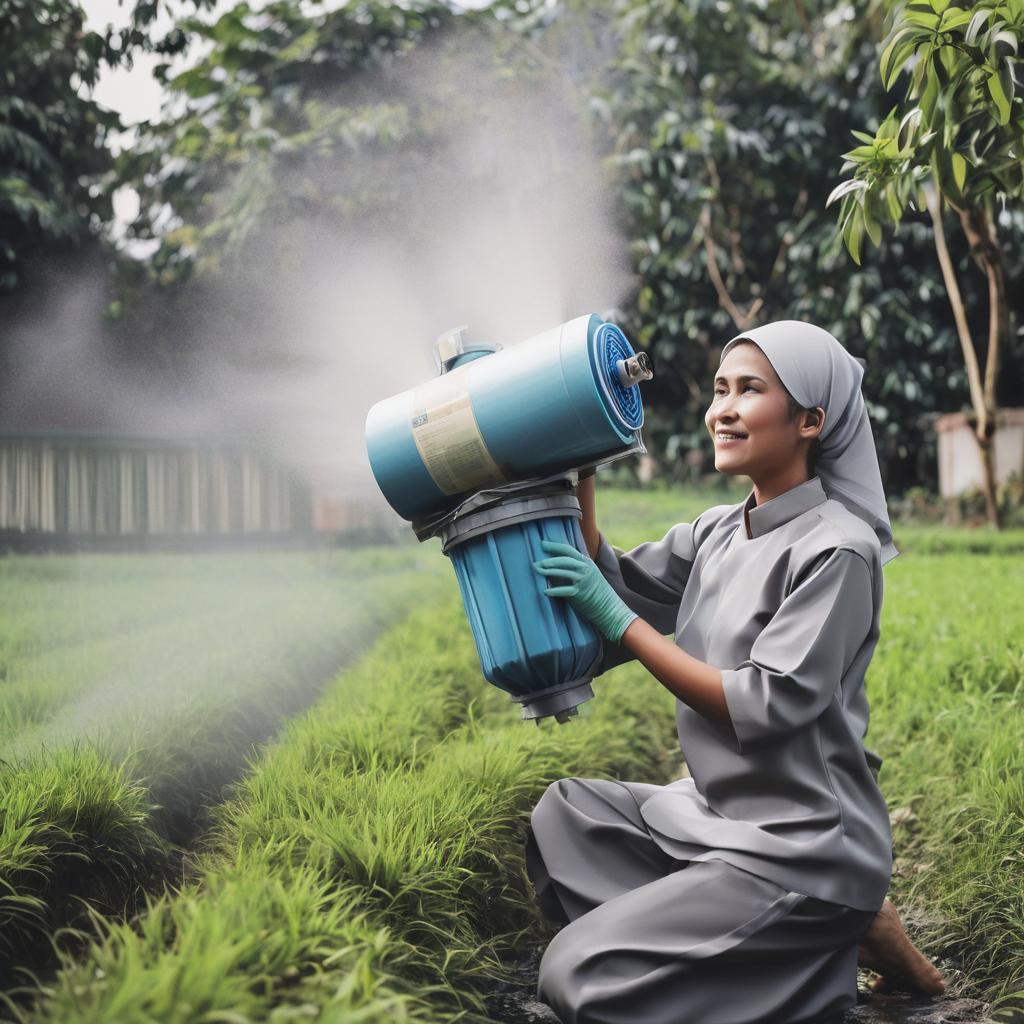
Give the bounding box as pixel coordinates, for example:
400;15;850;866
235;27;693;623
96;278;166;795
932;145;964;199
0;432;312;541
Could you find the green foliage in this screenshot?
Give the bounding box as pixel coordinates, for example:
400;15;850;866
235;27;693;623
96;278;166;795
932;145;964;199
830;0;1024;260
6;488;1024;1017
599;0;998;495
8;863;440;1022
15;594;681;1022
3;489;1024;1015
0;1;123;291
5;0;1022;497
0;747;169;981
867;551;1024;1002
0;0;216;299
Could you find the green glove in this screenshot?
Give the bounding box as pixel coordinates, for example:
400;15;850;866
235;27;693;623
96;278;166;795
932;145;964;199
533;540;639;643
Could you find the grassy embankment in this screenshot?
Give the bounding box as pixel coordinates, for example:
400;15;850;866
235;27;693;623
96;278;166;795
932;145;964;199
9;591;683;1022
0;545;449;983
5;484;1024;1020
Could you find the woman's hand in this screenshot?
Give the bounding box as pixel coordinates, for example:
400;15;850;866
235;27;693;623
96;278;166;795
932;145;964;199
533;540;638;642
534;540;734;736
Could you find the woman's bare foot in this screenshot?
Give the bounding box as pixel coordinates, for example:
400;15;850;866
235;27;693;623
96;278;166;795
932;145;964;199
857;898;946;996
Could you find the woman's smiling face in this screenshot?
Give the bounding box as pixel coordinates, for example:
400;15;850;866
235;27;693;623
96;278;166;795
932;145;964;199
704;340;824;480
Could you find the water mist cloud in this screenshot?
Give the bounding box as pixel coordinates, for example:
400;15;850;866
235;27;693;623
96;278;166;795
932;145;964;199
3;14;634;499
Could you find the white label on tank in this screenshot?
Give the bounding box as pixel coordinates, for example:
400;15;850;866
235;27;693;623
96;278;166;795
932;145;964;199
409;367;506;495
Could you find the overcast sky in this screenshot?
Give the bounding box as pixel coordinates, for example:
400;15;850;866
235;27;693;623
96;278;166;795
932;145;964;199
80;0;495;126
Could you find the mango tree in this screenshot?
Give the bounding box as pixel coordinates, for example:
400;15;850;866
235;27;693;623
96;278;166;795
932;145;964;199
829;0;1024;527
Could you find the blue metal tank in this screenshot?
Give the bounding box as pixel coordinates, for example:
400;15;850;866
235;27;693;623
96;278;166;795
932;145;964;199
364;314;652;722
365;314;651;521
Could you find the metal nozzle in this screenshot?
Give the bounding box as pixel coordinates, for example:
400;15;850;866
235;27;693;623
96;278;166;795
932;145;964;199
616;352;654;387
517;679;594;725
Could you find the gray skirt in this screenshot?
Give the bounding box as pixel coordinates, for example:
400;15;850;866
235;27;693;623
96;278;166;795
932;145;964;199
525;777;877;1024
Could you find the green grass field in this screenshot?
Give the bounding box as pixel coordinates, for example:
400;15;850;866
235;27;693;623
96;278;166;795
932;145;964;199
0;544;450;985
2;487;1023;1021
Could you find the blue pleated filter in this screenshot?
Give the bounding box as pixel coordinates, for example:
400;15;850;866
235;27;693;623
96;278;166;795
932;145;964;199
365;314;648;521
443;501;602;722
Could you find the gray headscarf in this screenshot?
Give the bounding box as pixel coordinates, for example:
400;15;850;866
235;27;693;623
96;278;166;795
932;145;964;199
720;320;899;565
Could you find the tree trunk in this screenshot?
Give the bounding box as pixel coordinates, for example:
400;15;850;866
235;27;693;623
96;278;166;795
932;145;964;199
958;203;1007;530
974;430;1000;526
923;186;1003;529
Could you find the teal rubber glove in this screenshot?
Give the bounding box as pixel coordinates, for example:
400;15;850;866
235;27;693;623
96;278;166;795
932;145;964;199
533;540;639;643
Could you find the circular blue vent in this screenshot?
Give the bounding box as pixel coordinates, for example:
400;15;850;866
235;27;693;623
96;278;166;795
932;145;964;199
592;322;644;432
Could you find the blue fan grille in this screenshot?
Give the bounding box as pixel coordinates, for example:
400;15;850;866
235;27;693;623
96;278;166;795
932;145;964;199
594;323;643;429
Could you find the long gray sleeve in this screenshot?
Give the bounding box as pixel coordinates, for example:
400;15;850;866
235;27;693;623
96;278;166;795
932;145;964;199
719;547;874;753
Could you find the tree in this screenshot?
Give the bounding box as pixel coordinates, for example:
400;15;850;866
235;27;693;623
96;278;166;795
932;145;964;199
19;0;1015;499
0;0;213;306
117;2;457;288
596;0;999;496
829;0;1024;526
107;0;620;364
0;0;123;292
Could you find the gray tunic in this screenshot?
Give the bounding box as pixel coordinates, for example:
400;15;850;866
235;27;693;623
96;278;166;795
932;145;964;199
593;474;892;912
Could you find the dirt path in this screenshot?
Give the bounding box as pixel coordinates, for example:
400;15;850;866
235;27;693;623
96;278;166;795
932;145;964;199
483;949;993;1023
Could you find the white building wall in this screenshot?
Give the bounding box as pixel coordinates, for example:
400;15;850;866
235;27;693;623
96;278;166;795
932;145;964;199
937;419;1024;498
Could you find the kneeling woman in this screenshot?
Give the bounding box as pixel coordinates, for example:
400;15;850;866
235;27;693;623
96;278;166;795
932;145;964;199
528;322;943;1024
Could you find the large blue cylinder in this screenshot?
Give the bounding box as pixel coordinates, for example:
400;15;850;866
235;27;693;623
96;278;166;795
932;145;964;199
366;314;646;521
442;493;602;722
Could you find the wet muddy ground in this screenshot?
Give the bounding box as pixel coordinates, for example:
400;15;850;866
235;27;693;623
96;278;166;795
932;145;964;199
483;949;993;1023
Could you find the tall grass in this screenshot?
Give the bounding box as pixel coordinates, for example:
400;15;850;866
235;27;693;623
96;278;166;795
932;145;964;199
866;554;1024;1014
0;747;168;982
11;596;682;1022
0;546;444;752
0;544;450;984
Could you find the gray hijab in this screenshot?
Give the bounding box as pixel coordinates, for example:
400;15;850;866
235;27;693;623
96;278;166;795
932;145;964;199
720;320;899;565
